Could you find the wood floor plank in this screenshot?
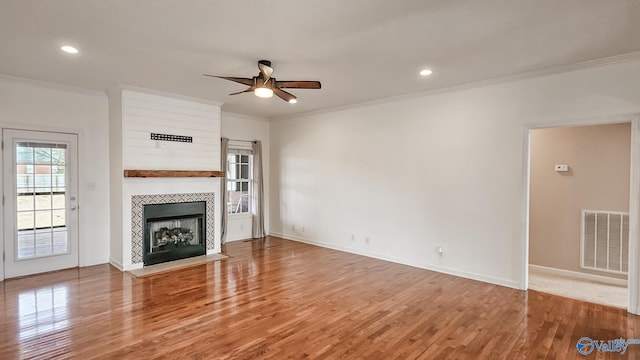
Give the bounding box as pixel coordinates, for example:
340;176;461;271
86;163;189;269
1;236;639;359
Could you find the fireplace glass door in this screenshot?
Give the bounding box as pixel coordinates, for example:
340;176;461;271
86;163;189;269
148;217;201;254
143;201;206;265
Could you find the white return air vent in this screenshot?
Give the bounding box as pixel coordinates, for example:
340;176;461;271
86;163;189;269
581;210;629;274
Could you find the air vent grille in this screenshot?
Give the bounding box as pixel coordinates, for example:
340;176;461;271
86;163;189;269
582;210;628;274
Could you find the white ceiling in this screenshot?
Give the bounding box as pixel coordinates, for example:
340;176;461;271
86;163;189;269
2;0;640;119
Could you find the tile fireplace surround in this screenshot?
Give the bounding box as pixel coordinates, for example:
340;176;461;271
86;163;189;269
130;192;216;264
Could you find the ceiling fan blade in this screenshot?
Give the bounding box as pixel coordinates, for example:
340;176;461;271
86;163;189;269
273;87;297;102
276;81;321;89
203;75;254;86
229;87;255;96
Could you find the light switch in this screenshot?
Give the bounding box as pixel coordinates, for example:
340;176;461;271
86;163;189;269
555;164;569;172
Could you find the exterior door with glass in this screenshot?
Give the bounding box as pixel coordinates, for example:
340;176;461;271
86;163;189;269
3;129;79;278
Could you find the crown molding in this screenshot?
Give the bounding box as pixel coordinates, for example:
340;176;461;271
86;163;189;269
0;73;106;96
109;84;224;107
273;51;640;122
221;111;270;123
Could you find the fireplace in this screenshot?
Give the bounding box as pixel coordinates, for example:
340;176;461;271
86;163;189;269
143;201;206;266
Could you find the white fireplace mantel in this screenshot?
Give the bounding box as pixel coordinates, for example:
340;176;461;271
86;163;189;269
124;180;220;270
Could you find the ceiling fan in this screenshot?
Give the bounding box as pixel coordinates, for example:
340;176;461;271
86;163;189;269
204;60;321;103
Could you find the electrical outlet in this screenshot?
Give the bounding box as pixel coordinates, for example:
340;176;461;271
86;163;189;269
351;234;355;241
436;246;444;255
365;237;370;245
302;226;305;232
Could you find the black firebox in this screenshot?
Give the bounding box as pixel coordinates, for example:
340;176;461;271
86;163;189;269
143;201;206;266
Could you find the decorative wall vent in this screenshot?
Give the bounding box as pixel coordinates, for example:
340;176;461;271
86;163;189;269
150;133;193;143
581;210;629;274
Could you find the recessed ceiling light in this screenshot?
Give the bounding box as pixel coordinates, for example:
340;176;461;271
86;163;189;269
60;45;79;54
420;69;433;76
288;99;297;104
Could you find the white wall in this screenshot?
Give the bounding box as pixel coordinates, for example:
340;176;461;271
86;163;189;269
270;59;640;289
122;90;221;170
221;112;270;242
108;88;123;268
0;76;111;270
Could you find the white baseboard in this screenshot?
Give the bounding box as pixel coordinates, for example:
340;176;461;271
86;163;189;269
270;232;520;290
109;258;124;271
225;237;252;243
126;263;143;271
529;264;627;287
111;260;143;272
225;233;252;242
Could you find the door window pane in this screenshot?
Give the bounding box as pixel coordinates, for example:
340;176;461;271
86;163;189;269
35;210;52;228
35;232;53;256
15;142;69;259
17;232;35;258
35;194;52;210
17;195;35;211
52;195;65;209
17;211;34;230
52;231;68;253
52;210;66;227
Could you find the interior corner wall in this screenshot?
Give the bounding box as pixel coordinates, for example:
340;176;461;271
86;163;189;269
107;88;124;269
0;76;111;268
269;59;640;289
221;112;270;241
529;123;630;279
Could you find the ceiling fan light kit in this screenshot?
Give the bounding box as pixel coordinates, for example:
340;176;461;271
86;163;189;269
254;87;274;98
204;60;321;103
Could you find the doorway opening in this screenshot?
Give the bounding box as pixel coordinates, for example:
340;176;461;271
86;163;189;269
527;121;633;309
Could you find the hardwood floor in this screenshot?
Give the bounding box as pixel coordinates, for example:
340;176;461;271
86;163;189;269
1;236;639;359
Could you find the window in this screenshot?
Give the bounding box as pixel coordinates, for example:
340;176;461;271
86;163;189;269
226;151;252;214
